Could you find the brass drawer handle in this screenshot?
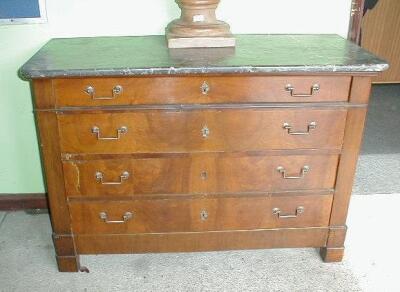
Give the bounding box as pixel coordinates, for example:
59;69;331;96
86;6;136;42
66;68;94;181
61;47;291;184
273;206;305;219
283;121;316;135
201;81;210;95
84;85;123;100
91;126;128;140
99;212;133;224
285;83;320;97
95;171;130;185
277;165;310;179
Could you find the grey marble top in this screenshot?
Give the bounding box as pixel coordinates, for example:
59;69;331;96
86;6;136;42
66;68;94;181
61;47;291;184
20;34;388;79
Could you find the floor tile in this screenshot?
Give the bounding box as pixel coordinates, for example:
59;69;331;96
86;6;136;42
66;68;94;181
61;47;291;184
353;154;400;195
363;84;400;155
0;197;399;291
0;211;7;229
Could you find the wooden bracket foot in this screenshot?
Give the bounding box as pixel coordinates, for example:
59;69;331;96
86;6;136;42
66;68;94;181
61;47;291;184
56;255;81;272
320;247;345;263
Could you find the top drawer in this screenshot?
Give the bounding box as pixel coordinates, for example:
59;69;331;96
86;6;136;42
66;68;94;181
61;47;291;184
53;76;351;107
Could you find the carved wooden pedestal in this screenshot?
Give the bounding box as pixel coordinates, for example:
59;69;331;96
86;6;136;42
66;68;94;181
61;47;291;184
166;0;235;48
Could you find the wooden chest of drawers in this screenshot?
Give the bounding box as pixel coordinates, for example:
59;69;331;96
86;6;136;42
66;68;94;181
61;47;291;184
21;35;388;272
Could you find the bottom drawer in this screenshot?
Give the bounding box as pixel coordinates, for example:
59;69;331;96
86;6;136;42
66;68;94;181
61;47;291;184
69;194;333;234
75;228;329;255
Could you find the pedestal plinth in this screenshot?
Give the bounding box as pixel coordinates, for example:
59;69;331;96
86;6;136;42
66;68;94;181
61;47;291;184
166;0;235;49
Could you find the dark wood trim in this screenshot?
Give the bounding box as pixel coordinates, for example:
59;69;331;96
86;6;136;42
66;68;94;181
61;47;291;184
35;102;368;113
62;149;343;162
34;79;80;272
0;193;48;211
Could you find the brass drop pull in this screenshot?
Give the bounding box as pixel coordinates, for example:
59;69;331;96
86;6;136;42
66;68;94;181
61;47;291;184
91;126;128;140
273;206;305;219
283;122;317;135
95;171;130;185
201;125;210;138
285;84;320;97
201;81;210;95
277;166;310;179
200;210;209;221
84;85;123;100
99;212;133;224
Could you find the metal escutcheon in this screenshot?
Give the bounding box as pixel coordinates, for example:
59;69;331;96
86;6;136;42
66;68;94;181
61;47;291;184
201;125;210;138
201;81;210;95
200;210;209;221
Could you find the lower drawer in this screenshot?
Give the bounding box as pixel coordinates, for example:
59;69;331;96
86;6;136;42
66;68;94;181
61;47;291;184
63;154;339;196
75;228;329;255
69;194;333;234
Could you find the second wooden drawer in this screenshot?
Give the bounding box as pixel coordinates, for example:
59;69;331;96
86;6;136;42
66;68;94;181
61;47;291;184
58;108;347;154
63;154;339;196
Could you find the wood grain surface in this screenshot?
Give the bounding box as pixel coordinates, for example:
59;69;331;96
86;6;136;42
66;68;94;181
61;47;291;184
29;71;377;271
33;80;80;272
75;227;329;254
69;193;333;234
362;0;400;82
54;76;351;107
63;154;339;196
58;109;347;154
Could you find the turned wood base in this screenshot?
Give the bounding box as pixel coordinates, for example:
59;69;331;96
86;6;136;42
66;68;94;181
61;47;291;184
166;0;235;48
320;247;345;263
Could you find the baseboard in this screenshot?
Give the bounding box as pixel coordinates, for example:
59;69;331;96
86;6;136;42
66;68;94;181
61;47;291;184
0;193;48;211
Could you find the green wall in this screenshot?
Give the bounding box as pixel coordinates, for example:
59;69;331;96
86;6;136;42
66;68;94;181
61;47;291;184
0;26;49;193
0;0;179;194
0;0;351;194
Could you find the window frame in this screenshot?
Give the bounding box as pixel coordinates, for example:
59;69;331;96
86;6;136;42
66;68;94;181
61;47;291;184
0;0;47;25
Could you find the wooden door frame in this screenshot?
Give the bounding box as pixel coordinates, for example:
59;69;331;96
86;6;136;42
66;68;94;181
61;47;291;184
348;0;365;44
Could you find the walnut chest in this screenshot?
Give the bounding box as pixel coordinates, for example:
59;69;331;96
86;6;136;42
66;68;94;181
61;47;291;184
20;35;388;272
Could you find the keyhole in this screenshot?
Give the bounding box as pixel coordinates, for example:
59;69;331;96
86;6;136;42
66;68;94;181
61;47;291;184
201;171;208;180
201;81;210;95
200;210;209;221
202;126;210;138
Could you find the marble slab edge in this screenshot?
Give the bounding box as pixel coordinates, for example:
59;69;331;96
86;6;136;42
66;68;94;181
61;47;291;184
19;64;389;80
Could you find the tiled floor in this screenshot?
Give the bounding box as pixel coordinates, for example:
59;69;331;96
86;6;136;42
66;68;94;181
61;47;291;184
362;84;400;155
0;195;399;292
354;84;400;195
0;212;6;228
353;153;400;195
